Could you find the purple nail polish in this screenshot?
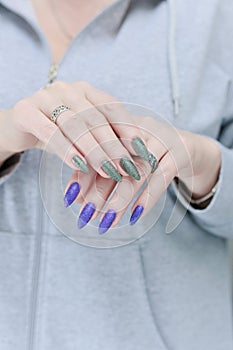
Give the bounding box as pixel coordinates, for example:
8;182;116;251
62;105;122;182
64;182;80;207
78;202;96;229
130;205;144;225
98;209;116;234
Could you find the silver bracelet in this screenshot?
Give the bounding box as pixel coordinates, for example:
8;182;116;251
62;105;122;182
176;178;219;205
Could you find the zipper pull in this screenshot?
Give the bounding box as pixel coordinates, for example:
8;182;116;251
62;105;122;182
47;63;59;85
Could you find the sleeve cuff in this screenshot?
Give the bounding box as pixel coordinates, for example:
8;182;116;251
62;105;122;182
0;153;23;186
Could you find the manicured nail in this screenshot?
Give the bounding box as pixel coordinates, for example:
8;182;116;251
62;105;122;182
130;205;144;225
132;137;149;161
98;209;116;234
72;155;89;174
64;182;80;207
101;160;122;182
78;202;96;229
120;157;141;181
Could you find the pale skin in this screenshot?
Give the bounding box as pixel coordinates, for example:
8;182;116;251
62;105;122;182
0;0;221;227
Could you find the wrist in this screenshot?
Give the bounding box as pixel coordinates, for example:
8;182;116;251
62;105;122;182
178;135;221;200
174;176;219;209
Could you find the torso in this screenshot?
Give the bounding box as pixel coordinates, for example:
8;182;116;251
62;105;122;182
0;1;233;349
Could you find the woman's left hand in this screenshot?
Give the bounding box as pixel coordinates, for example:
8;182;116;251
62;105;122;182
64;112;221;233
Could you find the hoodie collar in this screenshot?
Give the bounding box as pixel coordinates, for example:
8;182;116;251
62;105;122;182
0;0;132;35
0;0;36;25
0;0;180;117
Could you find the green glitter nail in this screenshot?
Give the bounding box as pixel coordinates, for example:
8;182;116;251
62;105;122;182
132;137;149;161
120;157;141;181
101;160;122;182
72;155;89;174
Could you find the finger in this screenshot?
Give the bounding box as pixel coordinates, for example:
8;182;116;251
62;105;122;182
22;104;89;172
81;108;140;179
59;113;124;180
97;138;170;233
77;157;150;231
130;152;177;225
145;135;169;174
34;89;121;180
77;175;116;229
64;168;97;207
97;157;152;234
83;84;150;159
59;88;141;180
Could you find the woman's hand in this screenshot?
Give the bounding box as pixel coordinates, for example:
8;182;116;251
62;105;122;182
64;115;221;233
0;81;150;181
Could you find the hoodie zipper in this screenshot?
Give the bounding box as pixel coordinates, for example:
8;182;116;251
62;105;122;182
26;2;133;349
47;63;59;85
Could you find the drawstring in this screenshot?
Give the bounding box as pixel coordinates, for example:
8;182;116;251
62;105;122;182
167;0;180;117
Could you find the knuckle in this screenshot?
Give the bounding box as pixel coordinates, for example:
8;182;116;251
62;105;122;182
50;80;67;90
13;99;33;131
86;112;106;126
101;102;119;114
34;89;49;100
38;122;56;142
14;98;31;114
59;113;80;129
72;80;90;91
68;113;79;122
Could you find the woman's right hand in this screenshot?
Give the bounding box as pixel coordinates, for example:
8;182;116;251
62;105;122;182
0;81;145;181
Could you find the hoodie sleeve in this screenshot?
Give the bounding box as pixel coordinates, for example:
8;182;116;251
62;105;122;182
172;83;233;239
171;0;233;239
0;153;23;186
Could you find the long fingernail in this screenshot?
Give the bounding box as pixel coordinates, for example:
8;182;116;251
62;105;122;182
64;182;80;207
120;157;141;181
101;160;122;182
132;137;149;161
130;205;144;225
98;209;116;234
78;202;96;229
72;155;89;174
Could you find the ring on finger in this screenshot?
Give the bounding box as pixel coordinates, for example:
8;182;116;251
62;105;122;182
148;152;158;173
51;105;71;124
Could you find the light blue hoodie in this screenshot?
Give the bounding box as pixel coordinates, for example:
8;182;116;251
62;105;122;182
0;0;233;349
